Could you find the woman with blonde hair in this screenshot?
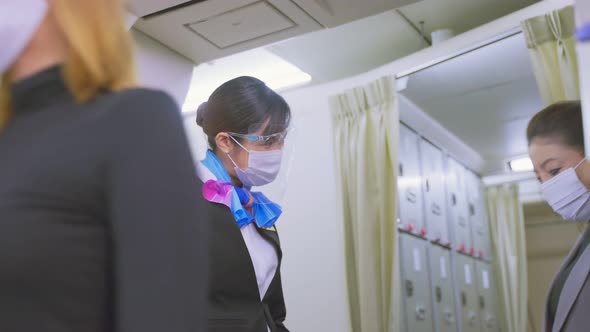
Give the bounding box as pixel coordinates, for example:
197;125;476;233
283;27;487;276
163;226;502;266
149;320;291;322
0;1;208;331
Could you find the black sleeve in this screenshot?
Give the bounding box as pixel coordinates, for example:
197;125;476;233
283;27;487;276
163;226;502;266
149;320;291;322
105;89;209;332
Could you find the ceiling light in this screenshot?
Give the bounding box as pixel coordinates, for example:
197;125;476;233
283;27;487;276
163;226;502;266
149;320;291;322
508;156;534;172
182;48;312;113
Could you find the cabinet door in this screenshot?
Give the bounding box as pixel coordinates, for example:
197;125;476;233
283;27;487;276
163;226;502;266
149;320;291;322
420;139;449;243
399;233;435;332
475;260;500;332
467;171;492;260
454;254;481;332
446;157;472;253
429;245;458;332
398;124;425;233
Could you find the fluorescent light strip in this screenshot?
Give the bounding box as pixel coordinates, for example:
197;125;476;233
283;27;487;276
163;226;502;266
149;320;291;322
182;48;312;113
508;157;534;172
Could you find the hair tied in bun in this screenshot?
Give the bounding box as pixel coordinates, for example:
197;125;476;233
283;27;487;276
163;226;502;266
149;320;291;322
196;101;209;127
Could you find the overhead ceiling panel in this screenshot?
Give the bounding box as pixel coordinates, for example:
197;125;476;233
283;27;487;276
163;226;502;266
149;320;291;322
126;0;189;17
129;0;424;65
399;0;539;38
291;0;420;27
133;0;322;64
402;33;534;103
264;0;541;85
187;2;295;48
269;10;424;83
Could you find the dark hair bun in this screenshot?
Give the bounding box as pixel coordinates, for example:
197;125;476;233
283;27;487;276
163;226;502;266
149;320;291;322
196;101;208;127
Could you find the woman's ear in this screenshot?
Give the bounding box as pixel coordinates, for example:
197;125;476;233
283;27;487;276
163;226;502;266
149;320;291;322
215;133;234;154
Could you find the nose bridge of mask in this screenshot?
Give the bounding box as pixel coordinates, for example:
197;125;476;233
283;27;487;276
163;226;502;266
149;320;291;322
229;134;283;160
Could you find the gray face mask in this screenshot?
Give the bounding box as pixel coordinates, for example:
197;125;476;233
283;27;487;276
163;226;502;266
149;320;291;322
0;1;48;73
227;136;283;188
541;159;590;222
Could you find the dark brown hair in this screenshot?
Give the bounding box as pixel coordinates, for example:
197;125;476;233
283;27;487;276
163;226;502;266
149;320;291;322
196;76;291;150
526;100;584;153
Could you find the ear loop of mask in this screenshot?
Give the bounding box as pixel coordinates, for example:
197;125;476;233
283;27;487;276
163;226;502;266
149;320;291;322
575;158;589;233
226;135;249;170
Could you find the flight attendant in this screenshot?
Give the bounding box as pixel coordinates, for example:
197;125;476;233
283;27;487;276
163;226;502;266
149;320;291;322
195;76;291;332
527;101;590;331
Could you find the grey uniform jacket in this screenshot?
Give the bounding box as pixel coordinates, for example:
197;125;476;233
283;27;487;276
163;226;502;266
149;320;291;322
545;226;590;332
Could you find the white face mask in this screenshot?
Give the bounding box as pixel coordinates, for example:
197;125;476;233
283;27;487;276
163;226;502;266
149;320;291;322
0;1;48;73
541;159;590;222
227;136;283;187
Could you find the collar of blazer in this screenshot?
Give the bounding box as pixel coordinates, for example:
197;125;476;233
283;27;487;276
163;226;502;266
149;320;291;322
256;225;282;260
553;228;590;332
198;161;283;257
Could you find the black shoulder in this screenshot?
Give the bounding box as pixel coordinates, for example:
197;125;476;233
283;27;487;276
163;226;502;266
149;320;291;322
101;88;180;120
92;88;187;147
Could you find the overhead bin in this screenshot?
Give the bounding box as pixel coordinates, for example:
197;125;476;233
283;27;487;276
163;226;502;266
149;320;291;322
446;156;472;253
420;139;449;245
398;124;425;235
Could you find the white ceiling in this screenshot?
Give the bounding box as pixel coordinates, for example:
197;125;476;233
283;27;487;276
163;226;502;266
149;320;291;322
126;0;545;176
269;0;540;84
401;33;543;175
127;0;540;84
127;0;420;64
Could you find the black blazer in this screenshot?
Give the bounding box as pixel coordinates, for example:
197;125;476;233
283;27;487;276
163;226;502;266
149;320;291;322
545;226;590;331
207;202;288;332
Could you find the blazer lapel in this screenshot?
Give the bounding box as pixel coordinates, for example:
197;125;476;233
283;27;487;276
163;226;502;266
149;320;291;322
553;228;590;332
545;230;585;330
256;226;282;260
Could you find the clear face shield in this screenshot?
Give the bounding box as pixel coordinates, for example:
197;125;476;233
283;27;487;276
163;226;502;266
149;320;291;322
229;121;297;207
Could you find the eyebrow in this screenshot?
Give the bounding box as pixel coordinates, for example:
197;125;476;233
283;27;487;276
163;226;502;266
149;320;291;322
540;158;557;169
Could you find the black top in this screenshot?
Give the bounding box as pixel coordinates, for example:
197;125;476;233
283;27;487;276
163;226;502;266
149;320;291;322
0;66;209;332
206;202;288;332
547;226;590;325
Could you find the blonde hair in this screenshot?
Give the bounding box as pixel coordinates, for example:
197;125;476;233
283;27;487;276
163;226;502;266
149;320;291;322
0;0;137;128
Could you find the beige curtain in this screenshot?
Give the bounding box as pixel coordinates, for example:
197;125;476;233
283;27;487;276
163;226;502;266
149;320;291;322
330;76;400;332
486;184;528;332
522;5;580;105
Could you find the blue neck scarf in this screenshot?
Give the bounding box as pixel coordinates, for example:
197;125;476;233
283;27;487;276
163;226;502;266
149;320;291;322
201;150;282;229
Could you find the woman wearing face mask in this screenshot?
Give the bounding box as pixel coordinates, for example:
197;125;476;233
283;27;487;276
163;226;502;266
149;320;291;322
195;76;291;332
527;100;590;332
0;1;208;331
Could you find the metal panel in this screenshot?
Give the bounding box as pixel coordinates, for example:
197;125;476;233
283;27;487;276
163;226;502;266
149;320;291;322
467;171;492;260
398;124;425;234
475;260;500;332
429;245;458;332
454;253;481;332
399;233;435;332
446;157;472;253
420;139;449;244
